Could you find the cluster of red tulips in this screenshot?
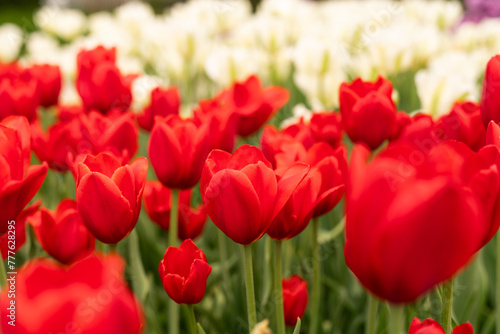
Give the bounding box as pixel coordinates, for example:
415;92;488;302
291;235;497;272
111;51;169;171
2;44;500;334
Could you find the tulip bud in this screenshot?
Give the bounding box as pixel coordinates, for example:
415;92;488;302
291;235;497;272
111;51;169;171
158;239;212;304
480;55;500;128
282;275;308;327
409;317;473;334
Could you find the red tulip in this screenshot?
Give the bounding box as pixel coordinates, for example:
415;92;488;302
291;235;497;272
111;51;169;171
28;64;62;107
137;86;181;131
345;140;499;303
267;162;322;240
282;275;308;327
29;199;94;265
309;112;343;148
148;115;210;189
143;181;206;240
434;101;485;151
339;76;399;150
0;254;144;333
217;75;289;137
0;68;40;122
158;238;212;304
75;153;148;244
0;116;48;235
194;98;238;152
480;55;500;128
0;201;40;259
409;318;473;334
32;109;138;172
76;46;133;113
201;145;278;244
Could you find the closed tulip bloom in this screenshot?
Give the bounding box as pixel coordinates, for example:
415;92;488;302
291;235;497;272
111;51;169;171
434;101;485;151
137;86;181;131
75;153;148;244
0;116;48;235
480;55;500;128
0;254;144;333
218;75;290;137
149;115;210;189
282;275;308;327
28;64;62;107
143;181;206;240
29;199;94;265
201;145;278;244
76;46;133;113
345;140;499;303
0;69;40;122
339;76;398;150
267;163;320;240
409;318;473;334
158;238;212;304
0;201;40;259
309;112;343;148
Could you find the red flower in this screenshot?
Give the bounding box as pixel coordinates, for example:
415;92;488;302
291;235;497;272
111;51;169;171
148;115;210;189
194;98;239;152
0;67;40;122
282;275;308;327
0;201;40;259
76;46;134;113
309;112;343;148
345;141;499;303
28;64;62;108
158;238;212;304
409;318;473;334
137;86;181;131
29;199;94;265
339;76;399;150
0;116;48;235
143;181;206;240
0;254;144;333
267;163;320;240
75;153;148;244
480;55;500;128
434;101;485;151
31;109;138;172
218;75;289;137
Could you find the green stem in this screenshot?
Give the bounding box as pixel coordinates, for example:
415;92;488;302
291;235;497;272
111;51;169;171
109;243;117;253
497;232;500;334
169;189;180;247
0;249;6;288
274;240;286;334
217;229;231;299
388;304;405;334
169;189;180;334
243;244;257;332
310;218;321;334
441;279;453;334
186;304;197;334
365;294;378;334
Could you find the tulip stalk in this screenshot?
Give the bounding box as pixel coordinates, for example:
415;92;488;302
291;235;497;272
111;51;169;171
273;240;286;334
169;189;180;334
186;305;197;334
388;304;405;334
243;244;257;332
365;294;378;334
310;218;321;334
440;279;453;334
0;250;6;288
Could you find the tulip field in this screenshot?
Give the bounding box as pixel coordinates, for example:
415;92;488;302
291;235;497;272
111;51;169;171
3;0;500;333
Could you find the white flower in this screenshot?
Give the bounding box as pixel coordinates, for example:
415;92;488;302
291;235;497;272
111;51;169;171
0;24;23;63
205;46;260;87
35;7;87;41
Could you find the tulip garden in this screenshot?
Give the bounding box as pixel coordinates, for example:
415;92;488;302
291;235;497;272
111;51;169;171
3;0;500;333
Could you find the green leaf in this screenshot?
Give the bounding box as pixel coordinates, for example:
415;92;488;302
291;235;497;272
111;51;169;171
292;318;302;334
197;323;207;334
